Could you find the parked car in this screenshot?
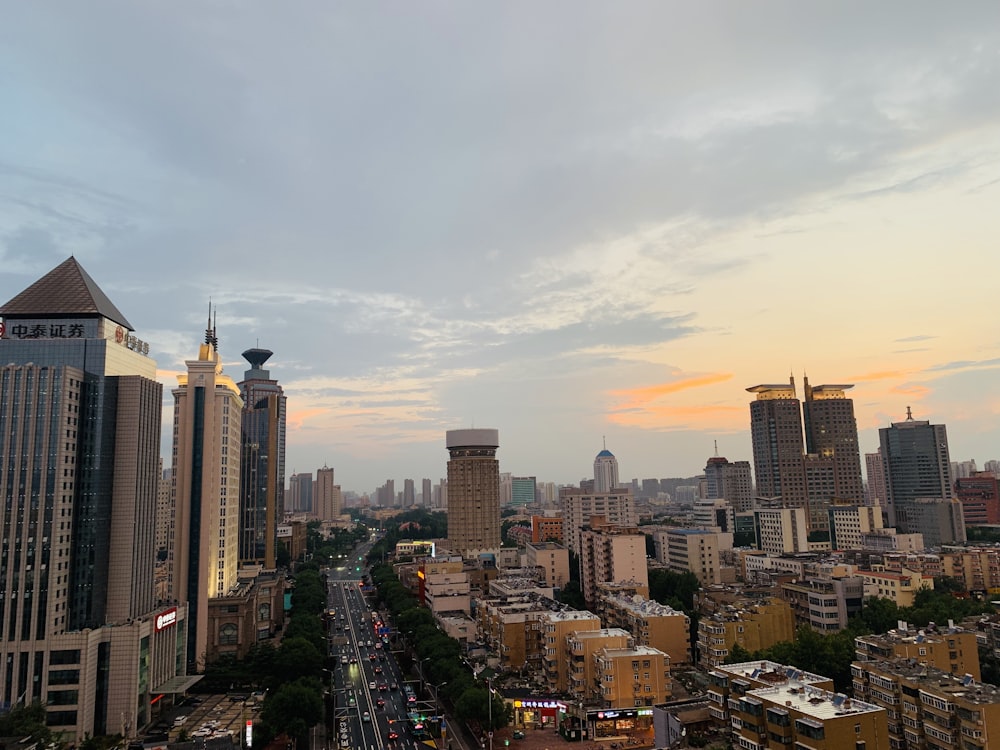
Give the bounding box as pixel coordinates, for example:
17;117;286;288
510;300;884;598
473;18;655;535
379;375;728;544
512;730;525;740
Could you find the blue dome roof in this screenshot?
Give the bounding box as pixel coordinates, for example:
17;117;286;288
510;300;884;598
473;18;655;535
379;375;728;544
596;449;615;458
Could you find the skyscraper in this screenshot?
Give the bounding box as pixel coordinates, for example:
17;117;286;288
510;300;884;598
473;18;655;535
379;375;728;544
315;465;343;520
170;312;243;670
238;347;286;568
511;476;537;507
880;408;954;531
865;450;887;507
594;445;620;492
748;376;864;530
748;379;807;508
703;453;754;512
422;478;432;507
403;478;416;506
288;471;314;513
0;257;187;739
446;429;501;556
801;378;864;502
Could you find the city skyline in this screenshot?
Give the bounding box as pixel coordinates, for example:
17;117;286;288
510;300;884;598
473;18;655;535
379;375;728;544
2;4;999;490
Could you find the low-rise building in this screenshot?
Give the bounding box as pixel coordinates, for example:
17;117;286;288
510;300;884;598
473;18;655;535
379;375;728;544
424;570;471;615
778;575;864;633
854;623;980;679
598;593;692;666
860;567;933;607
525;541;571;588
565;628;633;701
540;610;602;693
592;645;671;709
696;596;795;667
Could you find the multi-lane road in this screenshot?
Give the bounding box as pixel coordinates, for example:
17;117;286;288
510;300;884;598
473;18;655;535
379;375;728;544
325;552;435;750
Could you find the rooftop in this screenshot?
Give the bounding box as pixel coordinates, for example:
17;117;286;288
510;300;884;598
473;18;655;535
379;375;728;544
749;682;882;719
858;660;1000;705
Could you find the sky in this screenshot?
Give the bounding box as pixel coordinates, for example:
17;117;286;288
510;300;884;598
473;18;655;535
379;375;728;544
1;2;999;494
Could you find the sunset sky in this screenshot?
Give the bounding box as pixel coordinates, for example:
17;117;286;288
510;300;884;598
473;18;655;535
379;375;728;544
2;3;998;492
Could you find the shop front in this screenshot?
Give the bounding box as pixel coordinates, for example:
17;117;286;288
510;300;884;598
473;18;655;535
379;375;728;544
587;707;655;741
510;698;567;729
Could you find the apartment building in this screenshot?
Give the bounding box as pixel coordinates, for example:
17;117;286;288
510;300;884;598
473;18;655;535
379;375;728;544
779;575;865;632
424;571;472;615
540;610;602;693
705;661;833;731
828;504;885;551
852;659;1000;750
598;593;692;666
696;597;796;667
939;546;1000;594
854;624;980;680
754;507;809;554
658;528;727;585
860;568;933;607
593;645;671;709
565;628;633;702
580;517;649;606
525;541;571;588
560;488;636;555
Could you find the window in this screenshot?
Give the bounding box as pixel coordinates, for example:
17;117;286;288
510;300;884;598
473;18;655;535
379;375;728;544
219;623;238;645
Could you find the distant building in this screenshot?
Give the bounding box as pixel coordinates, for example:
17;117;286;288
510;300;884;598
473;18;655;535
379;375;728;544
598;593;692;665
660;528;727;585
828;504;884;551
594;446;620;492
287;471;314;513
753;506;809;554
446;429;501;556
403;478;415;506
531;515;564;544
860;567;933;608
524;541;570;588
696;598;795;667
956;472;1000;526
315;465;343;521
854;624;980;679
560;487;636;555
511;476;537;507
865;450;887;507
879;407;953;531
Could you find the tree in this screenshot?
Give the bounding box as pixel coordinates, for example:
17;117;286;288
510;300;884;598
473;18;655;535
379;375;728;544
272;637;323;686
261;677;323;749
557;580;585;610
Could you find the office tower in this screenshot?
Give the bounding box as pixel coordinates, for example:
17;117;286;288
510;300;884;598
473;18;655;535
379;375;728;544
753;507;809;554
0;257;186;739
865;450;887;507
748;379;808;507
237;347;286;567
422;478;432;507
879;408;953;531
445;428;501;556
802;378;864;500
157;463;173;556
287;471;313;513
560;487;636;556
827;505;884;550
511;476;537;507
704;454;754;512
956;472;1000;526
661;528;724;585
594;445;619;492
170;311;243;670
315;465;343;520
499;472;513;507
749;376;864;530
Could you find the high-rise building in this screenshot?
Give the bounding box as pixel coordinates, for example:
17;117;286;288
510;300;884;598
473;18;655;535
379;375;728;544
749;376;864;530
170;311;243;670
446;429;501;556
511;476;537;507
594;446;620;492
422;478;432;507
157;464;173;556
579;516;648;606
704;454;754;512
560;487;636;556
237;347;286;567
287;471;313;513
499;472;513;507
403;478;415;506
748;379;808;508
0;257;188;739
865;449;887;507
956;472;1000;526
315;465;343;520
879;408;953;531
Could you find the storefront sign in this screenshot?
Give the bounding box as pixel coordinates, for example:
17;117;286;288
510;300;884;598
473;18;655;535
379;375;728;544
513;700;567;710
155;607;177;632
246;720;253;748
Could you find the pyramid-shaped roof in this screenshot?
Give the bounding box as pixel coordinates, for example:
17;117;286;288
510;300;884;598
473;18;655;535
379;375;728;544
0;256;133;330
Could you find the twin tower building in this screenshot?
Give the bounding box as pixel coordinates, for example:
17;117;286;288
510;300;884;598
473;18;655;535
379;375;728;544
0;258;286;742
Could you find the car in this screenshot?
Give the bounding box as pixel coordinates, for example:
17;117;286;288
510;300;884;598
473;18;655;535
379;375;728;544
512;730;525;740
374;666;382;673
366;640;373;647
341;655;348;664
389;682;398;690
379;683;388;691
376;698;386;708
374;642;383;649
362;712;371;723
350;657;357;663
369;681;377;690
407;694;416;703
387;731;399;740
369;653;376;660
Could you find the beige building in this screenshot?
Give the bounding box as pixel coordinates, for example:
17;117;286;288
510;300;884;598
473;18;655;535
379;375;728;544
593;645;671;709
598;593;692;665
940;545;1000;594
852;659;1000;750
314;465;343;521
560;487;637;555
854;624;980;679
659;528;725;585
858;528;925;552
424;571;472;615
828;504;884;551
170;318;244;670
860;567;933;607
204;569;285;663
697;596;795;667
540;610;602;692
565;628;633;701
706;660;833;728
753;506;809;554
477;596;547;671
580;517;649;606
446;429;502;556
525;541;570;587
